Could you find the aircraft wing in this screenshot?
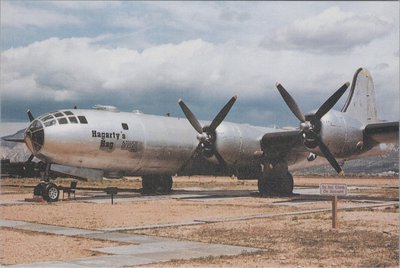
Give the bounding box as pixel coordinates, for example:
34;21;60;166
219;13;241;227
260;121;399;169
260;130;307;164
364;121;399;144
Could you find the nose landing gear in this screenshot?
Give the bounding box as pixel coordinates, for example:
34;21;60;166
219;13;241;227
33;182;59;202
33;163;60;202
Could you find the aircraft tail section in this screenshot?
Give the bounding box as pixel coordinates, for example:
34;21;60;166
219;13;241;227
341;68;378;124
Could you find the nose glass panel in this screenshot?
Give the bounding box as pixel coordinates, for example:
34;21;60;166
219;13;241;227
26;120;44;152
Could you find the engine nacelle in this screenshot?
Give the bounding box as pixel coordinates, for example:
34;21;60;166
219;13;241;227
312;110;366;158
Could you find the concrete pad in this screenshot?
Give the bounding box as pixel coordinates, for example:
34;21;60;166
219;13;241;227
9;261;86;268
94;239;260;262
98;220;203;232
2;218;262;267
0;219;101;236
82;232;168;244
68;255;153;267
0;200;37;205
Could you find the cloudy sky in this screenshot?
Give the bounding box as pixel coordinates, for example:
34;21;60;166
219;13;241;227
1;1;398;127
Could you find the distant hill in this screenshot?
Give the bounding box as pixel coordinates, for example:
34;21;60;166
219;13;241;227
293;145;399;177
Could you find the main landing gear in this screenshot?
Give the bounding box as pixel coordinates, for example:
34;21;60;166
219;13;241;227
258;159;294;197
141;175;173;195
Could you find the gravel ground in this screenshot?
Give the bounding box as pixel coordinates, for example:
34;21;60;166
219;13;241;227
0;227;122;265
0;176;398;266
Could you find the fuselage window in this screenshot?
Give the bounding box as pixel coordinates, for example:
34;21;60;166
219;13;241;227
58;117;68;124
44;119;56;127
54;112;64;117
78;116;88;124
122;123;129;130
39;113;49;120
64;111;74;116
68;116;78;124
41;114;54;122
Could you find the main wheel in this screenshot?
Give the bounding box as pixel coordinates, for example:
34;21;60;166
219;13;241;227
141;175;173;195
43;183;59;202
279;173;294;196
142;176;156;194
258;174;268;196
159;176;173;194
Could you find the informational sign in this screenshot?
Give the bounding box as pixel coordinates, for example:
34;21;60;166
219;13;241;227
320;183;348;229
320;183;348;196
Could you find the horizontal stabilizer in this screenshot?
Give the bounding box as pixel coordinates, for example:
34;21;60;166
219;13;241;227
364;121;399;144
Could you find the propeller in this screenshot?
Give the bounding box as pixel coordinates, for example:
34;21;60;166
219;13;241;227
27;109;34;122
26;109;35;162
178;96;237;169
275;82;350;175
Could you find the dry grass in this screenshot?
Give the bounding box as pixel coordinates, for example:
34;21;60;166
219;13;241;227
134;208;399;267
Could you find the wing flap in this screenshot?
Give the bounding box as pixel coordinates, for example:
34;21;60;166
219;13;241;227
364;121;399;144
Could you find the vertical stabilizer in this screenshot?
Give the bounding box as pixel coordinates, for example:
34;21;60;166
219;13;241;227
341;68;378;124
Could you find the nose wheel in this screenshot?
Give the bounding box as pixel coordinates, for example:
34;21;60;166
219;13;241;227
33;182;60;202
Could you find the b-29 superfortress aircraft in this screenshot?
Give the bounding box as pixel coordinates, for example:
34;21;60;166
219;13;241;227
3;68;399;201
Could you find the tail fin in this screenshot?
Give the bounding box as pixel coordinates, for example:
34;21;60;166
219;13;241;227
341;68;378;124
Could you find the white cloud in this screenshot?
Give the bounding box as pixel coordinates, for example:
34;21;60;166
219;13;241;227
263;6;394;53
0;2;398;123
1;2;82;28
1;37;397;108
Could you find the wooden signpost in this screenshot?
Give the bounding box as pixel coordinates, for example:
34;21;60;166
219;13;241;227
320;183;348;228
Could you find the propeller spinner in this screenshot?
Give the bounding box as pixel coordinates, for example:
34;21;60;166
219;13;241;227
178;96;237;169
275;82;350;175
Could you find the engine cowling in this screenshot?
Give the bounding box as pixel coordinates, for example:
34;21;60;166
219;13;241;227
313;110;366;158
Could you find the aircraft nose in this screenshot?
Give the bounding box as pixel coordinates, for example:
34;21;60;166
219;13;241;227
25;119;44;153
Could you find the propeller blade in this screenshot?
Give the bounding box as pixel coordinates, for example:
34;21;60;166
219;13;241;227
214;150;227;170
313;135;344;175
315;82;350;120
209;96;237;131
27;109;34;122
178;99;203;134
178;143;203;173
26;154;34;163
275;83;306;122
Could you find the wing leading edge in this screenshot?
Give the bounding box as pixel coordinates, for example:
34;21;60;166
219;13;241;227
364;121;399;144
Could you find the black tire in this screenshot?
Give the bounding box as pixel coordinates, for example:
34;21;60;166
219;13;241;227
142;175;173;195
280;173;294;196
159;176;173;194
266;177;282;196
142;176;156;194
258;174;268;196
43;183;59;202
33;183;46;196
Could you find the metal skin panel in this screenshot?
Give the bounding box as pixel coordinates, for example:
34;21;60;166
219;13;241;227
29;109;275;176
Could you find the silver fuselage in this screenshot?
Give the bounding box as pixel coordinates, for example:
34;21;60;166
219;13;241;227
24;108;382;177
26;109;279;175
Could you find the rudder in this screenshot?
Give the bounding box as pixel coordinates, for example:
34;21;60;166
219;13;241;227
341;68;378;124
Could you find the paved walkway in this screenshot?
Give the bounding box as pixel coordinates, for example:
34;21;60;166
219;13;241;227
0;219;261;267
